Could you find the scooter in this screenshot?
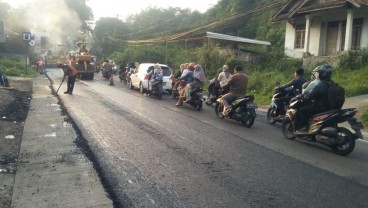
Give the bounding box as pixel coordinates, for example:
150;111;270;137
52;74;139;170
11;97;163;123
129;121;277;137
282;99;364;156
183;87;204;111
146;80;164;99
267;86;295;124
215;95;257;128
206;86;229;106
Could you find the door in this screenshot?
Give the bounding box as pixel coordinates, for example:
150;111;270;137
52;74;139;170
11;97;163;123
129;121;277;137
325;22;339;55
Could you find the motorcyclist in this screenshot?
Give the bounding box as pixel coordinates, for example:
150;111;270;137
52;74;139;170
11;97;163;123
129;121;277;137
302;66;321;95
148;64;163;92
206;68;222;104
218;65;231;88
184;64;206;103
293;64;332;133
170;63;187;99
277;68;307;95
175;63;195;106
221;65;248;116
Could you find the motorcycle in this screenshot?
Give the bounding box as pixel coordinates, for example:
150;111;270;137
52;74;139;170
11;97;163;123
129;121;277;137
146;80;164;99
102;68;112;80
118;69;128;84
282;99;364;156
183;87;204;111
267;86;295;124
215;95;257;128
206;85;229;106
170;77;186;99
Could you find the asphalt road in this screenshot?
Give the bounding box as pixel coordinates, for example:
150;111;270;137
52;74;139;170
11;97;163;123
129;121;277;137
47;68;368;208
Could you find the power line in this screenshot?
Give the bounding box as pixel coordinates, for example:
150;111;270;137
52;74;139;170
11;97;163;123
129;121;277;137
107;0;285;47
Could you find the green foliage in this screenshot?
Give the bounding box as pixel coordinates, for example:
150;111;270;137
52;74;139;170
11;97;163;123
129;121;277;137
333;65;368;97
0;57;36;78
362;108;368;127
338;50;368;70
198;43;229;75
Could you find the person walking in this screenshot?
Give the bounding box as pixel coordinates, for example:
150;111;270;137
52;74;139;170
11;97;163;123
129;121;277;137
57;62;78;95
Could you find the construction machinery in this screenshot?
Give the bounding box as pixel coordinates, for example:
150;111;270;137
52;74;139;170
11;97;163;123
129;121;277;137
68;41;95;80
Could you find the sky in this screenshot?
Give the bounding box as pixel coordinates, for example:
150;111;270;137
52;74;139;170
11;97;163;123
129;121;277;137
4;0;220;21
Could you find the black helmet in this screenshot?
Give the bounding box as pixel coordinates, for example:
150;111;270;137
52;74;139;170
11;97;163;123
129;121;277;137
315;64;332;80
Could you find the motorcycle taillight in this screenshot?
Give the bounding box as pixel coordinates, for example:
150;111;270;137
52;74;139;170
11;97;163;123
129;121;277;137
312;114;332;121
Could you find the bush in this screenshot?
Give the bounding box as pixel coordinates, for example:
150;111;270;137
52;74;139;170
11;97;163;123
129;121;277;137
362;108;368;127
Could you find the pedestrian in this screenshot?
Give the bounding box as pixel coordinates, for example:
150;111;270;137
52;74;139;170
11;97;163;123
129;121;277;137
57;62;78;95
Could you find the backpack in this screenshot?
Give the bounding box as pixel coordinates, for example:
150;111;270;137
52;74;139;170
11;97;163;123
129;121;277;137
323;80;345;110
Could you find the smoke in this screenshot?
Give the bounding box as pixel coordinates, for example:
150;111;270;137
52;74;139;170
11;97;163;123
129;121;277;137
25;0;81;45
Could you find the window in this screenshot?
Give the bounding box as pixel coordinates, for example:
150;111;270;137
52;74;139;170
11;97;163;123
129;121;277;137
352;18;363;50
295;24;305;49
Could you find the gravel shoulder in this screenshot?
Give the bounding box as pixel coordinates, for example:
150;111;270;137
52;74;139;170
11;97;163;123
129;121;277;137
0;77;32;208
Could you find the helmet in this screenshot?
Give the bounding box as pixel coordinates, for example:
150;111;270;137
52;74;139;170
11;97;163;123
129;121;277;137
314;64;332;80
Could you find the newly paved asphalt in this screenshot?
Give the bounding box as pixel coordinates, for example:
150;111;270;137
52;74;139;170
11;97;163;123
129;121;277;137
10;73;367;207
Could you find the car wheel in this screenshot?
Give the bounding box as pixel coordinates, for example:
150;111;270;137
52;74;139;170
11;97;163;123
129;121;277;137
129;79;134;89
139;82;145;93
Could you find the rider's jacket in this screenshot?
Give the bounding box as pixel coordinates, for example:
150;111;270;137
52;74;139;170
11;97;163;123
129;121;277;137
222;72;248;97
302;79;330;111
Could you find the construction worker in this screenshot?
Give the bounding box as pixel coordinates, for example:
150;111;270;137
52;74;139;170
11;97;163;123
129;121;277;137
57;62;78;95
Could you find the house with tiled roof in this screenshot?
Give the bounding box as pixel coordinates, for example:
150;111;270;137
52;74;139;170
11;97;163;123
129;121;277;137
273;0;368;58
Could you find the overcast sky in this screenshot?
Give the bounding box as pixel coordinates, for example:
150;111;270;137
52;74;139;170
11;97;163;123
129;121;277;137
4;0;219;21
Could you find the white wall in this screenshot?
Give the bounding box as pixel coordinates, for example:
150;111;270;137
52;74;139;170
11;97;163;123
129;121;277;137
284;22;304;58
308;19;322;56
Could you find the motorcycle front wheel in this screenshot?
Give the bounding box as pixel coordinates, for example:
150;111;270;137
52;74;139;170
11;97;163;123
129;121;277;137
282;118;295;140
241;111;255;128
215;103;224;119
331;127;355;156
267;107;277;124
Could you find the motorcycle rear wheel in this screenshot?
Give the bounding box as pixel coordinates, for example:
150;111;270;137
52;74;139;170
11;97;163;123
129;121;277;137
282;118;296;140
215;103;224;119
267;107;277;124
331;127;355;156
194;100;202;111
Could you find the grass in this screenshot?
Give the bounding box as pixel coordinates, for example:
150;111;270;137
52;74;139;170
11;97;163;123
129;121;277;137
0;56;37;78
362;108;368;127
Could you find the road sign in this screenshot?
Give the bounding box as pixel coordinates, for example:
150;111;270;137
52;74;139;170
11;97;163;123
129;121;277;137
22;32;31;42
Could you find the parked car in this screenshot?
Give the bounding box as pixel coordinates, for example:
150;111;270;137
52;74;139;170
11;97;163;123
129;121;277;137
129;63;173;94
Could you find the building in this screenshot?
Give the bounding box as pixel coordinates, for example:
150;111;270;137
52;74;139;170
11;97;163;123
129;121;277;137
272;0;368;58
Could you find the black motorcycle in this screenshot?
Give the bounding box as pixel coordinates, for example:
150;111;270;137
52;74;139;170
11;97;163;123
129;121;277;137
119;70;128;84
267;86;295;124
146;80;164;99
282;100;364;156
102;68;112;80
215;95;257;128
206;85;229;106
184;87;205;111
